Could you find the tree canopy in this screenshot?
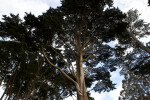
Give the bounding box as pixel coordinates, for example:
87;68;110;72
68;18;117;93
0;1;149;100
117;9;150;100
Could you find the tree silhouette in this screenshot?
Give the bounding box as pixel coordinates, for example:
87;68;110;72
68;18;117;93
0;0;128;100
118;9;150;100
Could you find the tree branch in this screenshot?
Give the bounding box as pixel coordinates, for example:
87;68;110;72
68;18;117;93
82;18;88;44
59;40;77;75
81;36;91;50
41;46;78;86
83;55;94;61
129;30;150;54
83;39;97;54
49;45;77;79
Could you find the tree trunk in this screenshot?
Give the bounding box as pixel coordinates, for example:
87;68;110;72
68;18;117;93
76;52;88;100
77;67;88;100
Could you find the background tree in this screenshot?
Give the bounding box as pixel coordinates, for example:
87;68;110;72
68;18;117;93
0;0;128;100
40;0;127;100
116;9;150;100
119;71;150;100
0;13;75;100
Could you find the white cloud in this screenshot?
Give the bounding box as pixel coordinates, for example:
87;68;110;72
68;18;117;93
114;0;150;22
109;70;124;100
109;82;123;100
0;0;61;19
91;90;108;100
87;69;124;100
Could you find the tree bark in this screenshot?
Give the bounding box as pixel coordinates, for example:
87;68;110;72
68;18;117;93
76;67;88;100
76;51;88;100
74;24;89;100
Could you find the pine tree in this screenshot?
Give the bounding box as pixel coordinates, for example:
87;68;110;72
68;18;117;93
0;0;128;100
117;9;150;100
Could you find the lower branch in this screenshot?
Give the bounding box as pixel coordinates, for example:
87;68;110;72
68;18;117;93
41;46;78;87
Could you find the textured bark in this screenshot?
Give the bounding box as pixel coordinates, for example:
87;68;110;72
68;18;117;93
77;67;88;100
76;41;88;100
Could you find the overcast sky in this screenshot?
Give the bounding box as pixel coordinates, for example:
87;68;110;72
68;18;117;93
0;0;149;100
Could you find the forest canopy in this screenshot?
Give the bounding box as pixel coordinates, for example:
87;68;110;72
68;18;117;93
0;0;150;100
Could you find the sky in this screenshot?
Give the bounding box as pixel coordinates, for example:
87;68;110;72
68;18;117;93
0;0;149;100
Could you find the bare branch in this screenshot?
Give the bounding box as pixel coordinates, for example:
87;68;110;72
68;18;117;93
83;39;97;54
50;45;77;78
63;43;77;75
41;46;78;85
83;55;93;61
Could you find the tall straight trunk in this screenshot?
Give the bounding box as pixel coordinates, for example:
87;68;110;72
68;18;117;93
76;52;88;100
74;25;89;100
77;67;88;100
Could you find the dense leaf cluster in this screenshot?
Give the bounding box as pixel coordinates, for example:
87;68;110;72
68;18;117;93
2;0;147;100
116;9;150;100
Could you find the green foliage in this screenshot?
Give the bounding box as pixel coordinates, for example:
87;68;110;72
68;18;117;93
119;72;150;100
0;13;74;99
0;0;131;99
117;9;150;100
